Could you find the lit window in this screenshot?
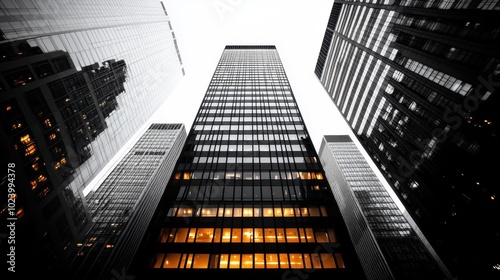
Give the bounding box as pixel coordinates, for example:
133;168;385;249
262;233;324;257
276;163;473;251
25;144;37;156
266;254;279;268
44;119;52;127
219;254;229;269
289;254;304;268
195;228;213;243
192;254;209;269
320;253;336;268
163;253;180;268
20;134;32;145
229;254;240;268
241;254;253;268
254;254;265;268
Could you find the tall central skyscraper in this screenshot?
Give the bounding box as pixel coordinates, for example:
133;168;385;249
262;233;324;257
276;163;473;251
129;45;365;279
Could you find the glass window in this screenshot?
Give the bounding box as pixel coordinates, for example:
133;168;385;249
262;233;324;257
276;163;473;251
264;228;276;243
335;253;345;268
163;253;181;268
232;228;241;242
174;228;188;242
222;228;231;243
254;254;265;268
242;228;253;242
229;254;240;268
254;228;264;243
289;254;304;268
276;228;285;243
317;253;336;269
286;228;299;243
311;253;322;269
187;228;196;242
279;253;289;269
192;254;210;269
195;228;213;243
219;254;229;269
266;254;279;268
152;253;164;268
213;228;222;243
315;230;329;243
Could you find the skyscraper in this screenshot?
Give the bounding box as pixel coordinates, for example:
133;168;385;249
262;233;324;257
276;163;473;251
0;0;184;275
129;45;365;279
65;123;186;280
315;1;499;279
319;134;452;280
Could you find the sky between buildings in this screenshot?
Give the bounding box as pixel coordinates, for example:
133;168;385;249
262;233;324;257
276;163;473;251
84;0;400;208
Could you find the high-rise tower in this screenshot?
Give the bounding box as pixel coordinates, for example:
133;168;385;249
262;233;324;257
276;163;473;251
315;1;499;278
129;45;365;280
0;0;184;275
66;123;186;280
319;135;452;280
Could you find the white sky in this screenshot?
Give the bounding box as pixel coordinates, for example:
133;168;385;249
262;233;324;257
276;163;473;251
152;0;353;149
85;0;396;199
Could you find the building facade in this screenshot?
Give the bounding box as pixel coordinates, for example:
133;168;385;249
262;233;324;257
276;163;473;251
65;123;186;279
0;0;184;275
129;45;366;279
315;1;499;279
319;134;452;280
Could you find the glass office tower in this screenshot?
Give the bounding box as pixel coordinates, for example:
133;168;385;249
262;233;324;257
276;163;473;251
315;1;499;279
319;135;452;280
65;123;186;280
0;0;184;275
129;45;365;280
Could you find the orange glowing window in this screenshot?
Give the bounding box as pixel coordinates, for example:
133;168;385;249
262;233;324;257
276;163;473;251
276;228;285;243
221;228;231;243
183;172;192;180
213;228;222;243
195;228;213;243
229;254;240;269
289;254;304;268
283;208;294;217
25;144;37;156
279;253;289;268
163;253;181;268
254;228;264;243
20;134;32;145
254;254;265;268
264;228;276;243
263;208;273;217
265;254;279;268
219;254;229;269
192;254;209;269
187;228;196;242
173;228;188;243
242;228;253;242
241;254;253;269
321;253;337;268
273;207;282;217
232;228;241;242
174;173;181;180
44;118;52;128
311;253;322;269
